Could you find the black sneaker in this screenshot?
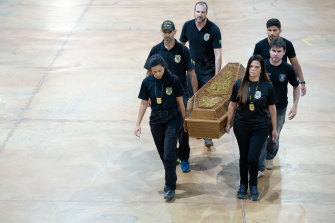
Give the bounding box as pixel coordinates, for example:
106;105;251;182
164;189;175;201
236;184;247;199
249;185;259;201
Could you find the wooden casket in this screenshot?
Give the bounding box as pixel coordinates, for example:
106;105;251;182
185;62;245;138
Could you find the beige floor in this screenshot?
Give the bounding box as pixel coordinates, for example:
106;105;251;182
0;0;334;222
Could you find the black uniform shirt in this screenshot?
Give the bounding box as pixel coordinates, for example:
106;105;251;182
179;19;221;62
253;37;296;62
230;79;276;128
144;40;194;89
265;60;299;110
138;74;184;111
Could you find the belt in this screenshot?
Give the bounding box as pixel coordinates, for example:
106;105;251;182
152;109;177;116
194;60;211;67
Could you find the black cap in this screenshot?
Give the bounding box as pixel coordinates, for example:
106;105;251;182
161;20;175;31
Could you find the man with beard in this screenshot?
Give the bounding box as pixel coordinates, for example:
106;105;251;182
253;18;307;97
180;1;222;148
144;20;198;173
257;37;300;177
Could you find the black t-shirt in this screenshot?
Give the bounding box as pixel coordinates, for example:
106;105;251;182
253;37;296;62
138;74;184;111
265;60;299;109
179;19;221;62
144;40;194;89
230;79;276;128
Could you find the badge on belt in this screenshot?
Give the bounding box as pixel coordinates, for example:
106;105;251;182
156;98;162;104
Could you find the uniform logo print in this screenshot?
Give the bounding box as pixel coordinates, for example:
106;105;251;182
254;91;261;99
174;55;181;63
204;33;210;41
166;87;173;95
279;74;286;82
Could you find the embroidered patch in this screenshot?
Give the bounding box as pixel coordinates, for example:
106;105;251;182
204;33;210;41
166;87;173;95
279;74;286;82
254;90;261;99
174;55;181;63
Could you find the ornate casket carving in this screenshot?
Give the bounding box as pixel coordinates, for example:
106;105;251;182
185;63;245;138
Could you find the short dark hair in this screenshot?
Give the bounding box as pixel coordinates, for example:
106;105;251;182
266;18;281;29
270;37;286;52
194;1;208;11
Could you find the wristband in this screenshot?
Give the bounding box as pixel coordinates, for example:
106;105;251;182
300;81;306;84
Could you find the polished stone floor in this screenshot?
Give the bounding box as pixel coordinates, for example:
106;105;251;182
0;0;334;222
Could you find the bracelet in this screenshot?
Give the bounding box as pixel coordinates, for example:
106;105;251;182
300;81;306;84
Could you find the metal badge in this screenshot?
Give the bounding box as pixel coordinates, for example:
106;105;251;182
156;98;162;104
249;102;255;111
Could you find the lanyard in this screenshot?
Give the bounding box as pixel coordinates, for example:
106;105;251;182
249;81;259;101
155;78;163;104
248;81;259;112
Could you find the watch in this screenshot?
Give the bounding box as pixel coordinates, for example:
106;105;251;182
300;81;306;84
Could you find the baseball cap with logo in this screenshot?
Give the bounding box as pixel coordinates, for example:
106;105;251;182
161;20;175;31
